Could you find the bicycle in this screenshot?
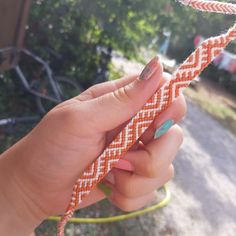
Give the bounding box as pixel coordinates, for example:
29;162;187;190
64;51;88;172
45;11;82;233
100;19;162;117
0;0;83;134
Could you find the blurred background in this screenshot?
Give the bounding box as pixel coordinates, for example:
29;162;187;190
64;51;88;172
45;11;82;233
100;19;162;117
0;0;236;235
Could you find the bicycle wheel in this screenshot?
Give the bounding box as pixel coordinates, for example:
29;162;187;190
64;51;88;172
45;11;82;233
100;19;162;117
34;76;83;114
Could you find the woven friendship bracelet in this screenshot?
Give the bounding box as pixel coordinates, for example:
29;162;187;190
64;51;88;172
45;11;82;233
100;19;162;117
179;0;236;14
58;1;236;235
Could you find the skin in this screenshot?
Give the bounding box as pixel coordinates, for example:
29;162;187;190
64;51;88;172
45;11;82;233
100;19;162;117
0;59;186;236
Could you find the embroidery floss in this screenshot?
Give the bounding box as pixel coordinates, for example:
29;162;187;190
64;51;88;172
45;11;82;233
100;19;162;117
179;0;236;14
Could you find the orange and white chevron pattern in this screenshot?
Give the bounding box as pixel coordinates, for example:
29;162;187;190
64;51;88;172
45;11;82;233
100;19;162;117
179;0;236;14
58;1;236;235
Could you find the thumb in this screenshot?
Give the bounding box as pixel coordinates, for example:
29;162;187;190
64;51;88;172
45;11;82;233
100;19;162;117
86;56;163;132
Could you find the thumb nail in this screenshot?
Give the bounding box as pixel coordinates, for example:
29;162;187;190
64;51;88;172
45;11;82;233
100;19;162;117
139;56;159;81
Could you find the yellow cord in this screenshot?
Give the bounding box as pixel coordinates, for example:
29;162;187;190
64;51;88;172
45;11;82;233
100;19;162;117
48;185;171;224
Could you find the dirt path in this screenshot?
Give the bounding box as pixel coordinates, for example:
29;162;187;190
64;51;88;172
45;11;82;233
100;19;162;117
152;99;236;236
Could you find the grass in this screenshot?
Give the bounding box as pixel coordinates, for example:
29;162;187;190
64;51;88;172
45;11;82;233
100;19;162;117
184;86;236;136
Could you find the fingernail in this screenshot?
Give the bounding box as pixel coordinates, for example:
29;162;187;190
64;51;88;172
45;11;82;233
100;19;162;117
98;183;113;197
139;56;159;81
114;159;135;172
154;119;174;139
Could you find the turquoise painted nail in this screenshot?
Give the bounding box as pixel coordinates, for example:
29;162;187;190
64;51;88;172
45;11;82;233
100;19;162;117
155;119;174;139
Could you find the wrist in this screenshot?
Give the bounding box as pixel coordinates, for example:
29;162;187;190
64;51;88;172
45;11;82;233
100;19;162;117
0;142;46;236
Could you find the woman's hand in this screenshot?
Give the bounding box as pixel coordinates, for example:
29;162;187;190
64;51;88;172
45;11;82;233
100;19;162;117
0;57;186;236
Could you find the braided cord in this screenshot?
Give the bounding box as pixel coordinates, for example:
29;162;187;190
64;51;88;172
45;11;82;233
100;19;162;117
179;0;236;14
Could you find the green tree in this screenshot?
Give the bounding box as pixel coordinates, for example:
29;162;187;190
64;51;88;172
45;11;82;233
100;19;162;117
23;0;236;84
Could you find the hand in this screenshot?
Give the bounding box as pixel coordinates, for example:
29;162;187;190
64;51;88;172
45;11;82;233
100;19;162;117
0;57;186;235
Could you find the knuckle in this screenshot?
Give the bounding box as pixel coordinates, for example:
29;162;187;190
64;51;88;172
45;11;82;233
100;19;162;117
112;85;133;104
171;125;184;146
119;176;136;198
176;126;184;145
78;84;98;100
48;105;72;122
145;160;159;178
89;84;100;94
61;108;82;123
168;165;175;180
49;104;87;132
159;165;175;186
139;149;159;178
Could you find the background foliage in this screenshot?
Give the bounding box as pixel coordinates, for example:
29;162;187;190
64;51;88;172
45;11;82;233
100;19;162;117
26;0;235;87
